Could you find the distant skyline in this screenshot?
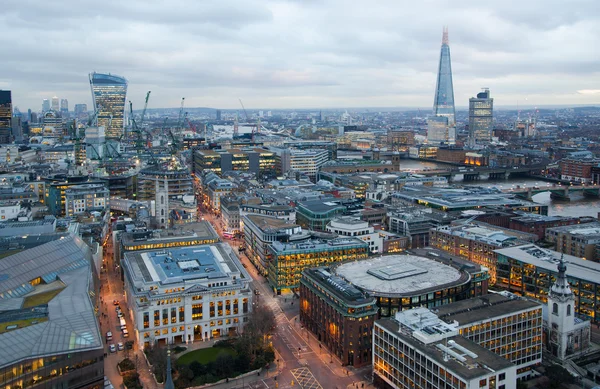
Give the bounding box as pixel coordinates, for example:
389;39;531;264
1;0;599;111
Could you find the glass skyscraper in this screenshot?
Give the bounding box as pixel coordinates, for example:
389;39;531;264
0;90;12;144
89;72;128;140
468;88;494;144
433;27;456;127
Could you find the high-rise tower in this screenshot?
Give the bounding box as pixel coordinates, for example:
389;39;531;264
0;90;12;143
51;96;59;111
468;88;493;145
433;27;456;127
89;72;128;140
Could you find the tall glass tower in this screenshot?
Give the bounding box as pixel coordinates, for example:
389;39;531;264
89;72;128;140
433;27;456;127
468;88;493;145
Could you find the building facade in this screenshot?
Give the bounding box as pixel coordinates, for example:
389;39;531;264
193;148;277;177
545;222;600;262
65;183;110;216
275;148;330;180
0;90;12;144
89;72;128;140
122;243;253;349
436;293;543;379
559;156;600;183
509;214;579;241
468;88;493;144
267;238;369;293
373;309;517;389
296;200;347;231
326;216;383;254
495;244;600;320
300;267;377;367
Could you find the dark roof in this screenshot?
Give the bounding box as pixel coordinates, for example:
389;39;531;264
435;294;541;325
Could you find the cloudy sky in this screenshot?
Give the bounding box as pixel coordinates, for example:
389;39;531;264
1;0;599;111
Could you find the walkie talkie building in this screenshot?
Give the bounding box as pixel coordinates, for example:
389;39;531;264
89;72;128;140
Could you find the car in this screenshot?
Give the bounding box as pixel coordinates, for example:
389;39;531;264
109;344;116;353
122;329;129;337
106;331;113;341
117;342;124;351
117;311;123;318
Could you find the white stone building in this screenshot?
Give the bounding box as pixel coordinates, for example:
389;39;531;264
326;216;382;253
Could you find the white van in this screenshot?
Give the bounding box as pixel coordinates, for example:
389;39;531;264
106;331;113;342
119;318;127;330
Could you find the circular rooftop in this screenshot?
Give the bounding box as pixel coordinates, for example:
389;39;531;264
334;254;467;297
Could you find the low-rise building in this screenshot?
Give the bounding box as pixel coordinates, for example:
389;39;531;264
242;214;310;277
300;267;377;367
267;238;368;293
545;222;600;261
193;148;277;177
332;254;489;317
207;179;237;214
296;200;347;231
494;244;600;320
430;224;534;284
65;183;110;216
374;309;517;389
122;243;253;349
508;214;579;241
436;293;543;379
559;155;600;183
326;216;383;253
272;148;330;180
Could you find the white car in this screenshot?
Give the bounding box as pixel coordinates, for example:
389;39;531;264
122;329;129;337
117;342;124;351
109;344;116;353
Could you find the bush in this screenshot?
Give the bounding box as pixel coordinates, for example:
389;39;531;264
118;358;136;372
122;372;142;389
173;345;187;354
213;339;235;348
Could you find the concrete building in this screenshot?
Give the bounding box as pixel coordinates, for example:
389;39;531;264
545;222;600;262
300;267;377;367
427;116;451;145
326;216;383;254
207;179;237;214
436;293;543;379
468;88;493;145
374;309;517;389
387;208;443;248
220;197;242;238
65;183;109;216
273;148;330;180
0;217;56;237
494;244;600;320
282;140;337;160
296;200;347;231
430;224;535;284
559;154;600;183
137;166;194;203
193;148;277;177
333;254;489;317
241;214;310;277
267;238;368;293
0;235;104;389
122;242;253;349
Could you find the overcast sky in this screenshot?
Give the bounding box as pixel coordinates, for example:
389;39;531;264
1;0;599;111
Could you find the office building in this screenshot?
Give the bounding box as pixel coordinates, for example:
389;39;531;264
559;154;600;183
60;98;69;116
433;27;456;127
333;254;489;317
282;140;338;160
300;267;377;367
65;183;110;216
326;216;383;253
494;244;600;319
50;96;59;111
137;166;194;202
429;224;535;284
207;179;237;214
544;258;591;361
468;88;493;145
122;242;253;349
267;238;369;292
296;200;347;231
89;72;128;139
273;148;330;180
242;214;310;277
387;130;416;150
0;235;104;389
42;98;50;112
220;202;297;238
436;293;543;379
193;148;277;178
216;109;221;120
508;214;579;241
373;309;517;389
427;116;450;145
0;90;12;143
45;175;104;217
545;222;600;261
74;103;88;116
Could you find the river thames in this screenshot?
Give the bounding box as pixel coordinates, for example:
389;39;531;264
399;159;600;218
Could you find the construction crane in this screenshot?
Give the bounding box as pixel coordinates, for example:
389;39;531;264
129;101;145;155
238;98;260;141
139;91;151;129
186;117;198;136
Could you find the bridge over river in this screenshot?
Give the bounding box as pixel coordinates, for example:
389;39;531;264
503;184;600;201
417;164;547;181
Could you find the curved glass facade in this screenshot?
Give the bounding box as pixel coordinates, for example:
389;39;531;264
433;28;456;127
89;72;128;140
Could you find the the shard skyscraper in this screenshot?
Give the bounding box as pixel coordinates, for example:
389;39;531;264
433;27;456;127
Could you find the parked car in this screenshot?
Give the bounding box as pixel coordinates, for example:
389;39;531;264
117;342;124;351
109;344;116;353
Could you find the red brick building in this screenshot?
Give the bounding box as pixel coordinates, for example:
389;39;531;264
560;156;600;183
509;214;579;241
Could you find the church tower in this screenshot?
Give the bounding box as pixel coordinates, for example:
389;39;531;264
545;254;589;360
155;178;169;229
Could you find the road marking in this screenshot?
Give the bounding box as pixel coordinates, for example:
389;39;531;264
290;367;323;389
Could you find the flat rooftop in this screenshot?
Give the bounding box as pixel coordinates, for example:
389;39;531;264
271;237;367;253
244;214;299;231
546;221;600;236
121;221;218;245
494;244;600;284
377;318;514;381
334;254;469;297
125;243;244;285
303;267;375;306
435;294;542;325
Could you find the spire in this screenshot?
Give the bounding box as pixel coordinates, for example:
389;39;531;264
442;26;449;45
550;253;573;298
164;348;175;389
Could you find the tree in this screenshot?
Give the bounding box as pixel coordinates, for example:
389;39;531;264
516;381;528;389
145;345;168;383
214;353;234;377
546;365;575;389
189;361;205;377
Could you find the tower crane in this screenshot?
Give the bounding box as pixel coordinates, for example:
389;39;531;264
139;91;151;129
238;98;260;141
